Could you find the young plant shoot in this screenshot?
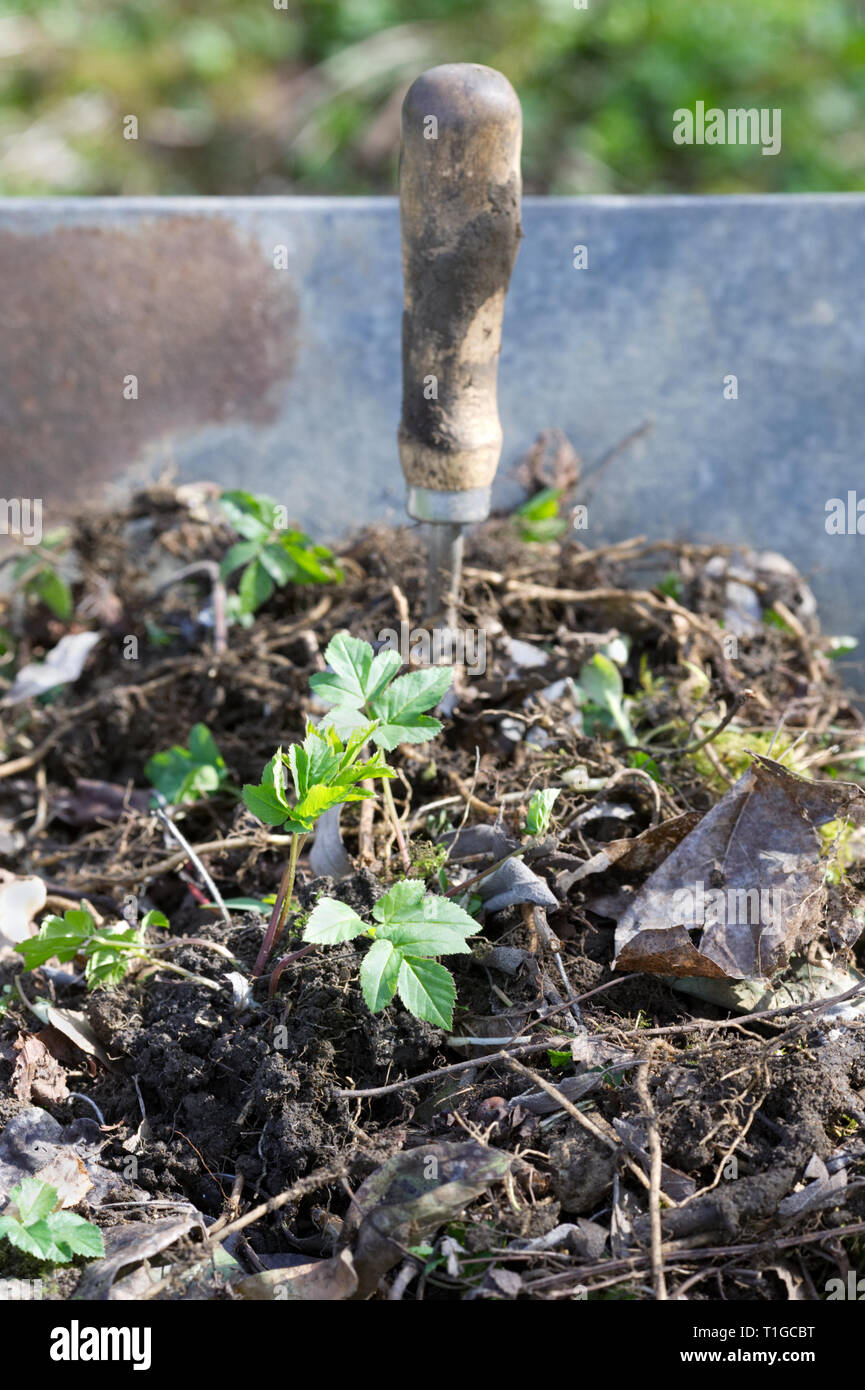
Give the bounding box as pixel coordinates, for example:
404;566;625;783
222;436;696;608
219;490;342;622
15;907;225;992
0;1178;104;1265
302;879;480;1028
242;720;393;975
310;631;453;868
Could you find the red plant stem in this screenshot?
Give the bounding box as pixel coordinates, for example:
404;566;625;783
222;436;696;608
267;942;317;997
253;832;305;976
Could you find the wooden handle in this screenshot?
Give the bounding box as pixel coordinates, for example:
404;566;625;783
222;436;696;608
398;63;522;506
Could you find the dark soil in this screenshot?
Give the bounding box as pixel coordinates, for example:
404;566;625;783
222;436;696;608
1;461;865;1300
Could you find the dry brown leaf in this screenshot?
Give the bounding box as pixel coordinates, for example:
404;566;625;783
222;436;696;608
233;1248;357;1301
342;1140;512;1299
614;756;864;979
34;1151;92;1208
12;1034;70;1105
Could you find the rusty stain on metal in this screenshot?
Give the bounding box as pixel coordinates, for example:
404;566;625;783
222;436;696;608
0;216;298;508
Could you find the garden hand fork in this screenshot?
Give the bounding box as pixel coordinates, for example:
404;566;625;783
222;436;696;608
398;63;522;626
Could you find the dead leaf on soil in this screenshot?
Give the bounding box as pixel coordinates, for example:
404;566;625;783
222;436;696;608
232;1247;357;1301
614;757;864;980
34;1151;92;1208
74;1213;202;1300
35;1006;113;1069
11;1033;70;1105
342;1140;513;1299
559;811;702;891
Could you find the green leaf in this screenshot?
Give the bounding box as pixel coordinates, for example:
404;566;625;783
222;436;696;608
217;897;274;913
220;539;261;581
370;666;452;749
310;632;377;707
145;724;226;805
372;879;426;925
396;956;456;1028
44;1210;105;1261
219;489;273;542
15;911;94;969
375;920;472;958
187;723;222;767
258;541;298;585
84;924;143;989
525;787;561;836
303;898;367;945
579;654;638;747
242;780;290;826
239;557;275;614
34;568;73;620
360;938;400;1012
283;538;342;586
419;895;482;937
9;1178;58;1226
141;909;169;930
0;1215;53;1260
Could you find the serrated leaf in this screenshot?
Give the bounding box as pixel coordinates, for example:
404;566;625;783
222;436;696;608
15;911;93;969
375;921;473;957
303;898;367;945
371;714;443;752
9;1178;58;1226
319;705;373;739
311;632;376;707
0;1215;53;1260
420;895;483;937
372;879;426;925
396;957;456;1028
44;1210;105;1261
241;781;290;826
371;665;452;729
360;938;400;1013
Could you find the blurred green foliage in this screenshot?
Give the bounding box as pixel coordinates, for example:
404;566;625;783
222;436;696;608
0;0;862;195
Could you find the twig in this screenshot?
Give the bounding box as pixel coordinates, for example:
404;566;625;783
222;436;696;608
636;1058;667;1300
618;975;865;1039
333;977;637;1099
154;803;231;926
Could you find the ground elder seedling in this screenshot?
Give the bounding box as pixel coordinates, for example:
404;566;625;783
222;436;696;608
302;878;481;1028
0;1179;103;1265
242;720;394;973
16;907;221;991
219;489;342;621
145;723;228;806
311;630;452;866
